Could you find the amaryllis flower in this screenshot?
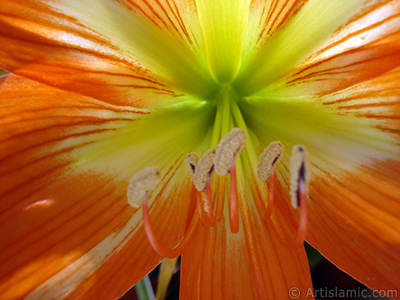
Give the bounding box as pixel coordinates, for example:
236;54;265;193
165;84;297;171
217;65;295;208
0;0;399;299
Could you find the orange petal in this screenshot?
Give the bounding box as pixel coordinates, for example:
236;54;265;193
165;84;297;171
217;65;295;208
309;163;400;297
275;0;400;96
306;66;400;295
0;0;213;103
180;162;313;300
0;75;205;299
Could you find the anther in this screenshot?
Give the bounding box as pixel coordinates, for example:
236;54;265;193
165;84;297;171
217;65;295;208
194;149;217;227
185;152;200;174
215;128;247;233
257;141;284;182
257;141;285;219
287;145;309;250
290;145;309;209
185;152;208;226
215;128;247;176
193;149;215;192
127;166;160;208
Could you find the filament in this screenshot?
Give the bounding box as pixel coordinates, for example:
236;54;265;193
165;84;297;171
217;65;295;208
286;178;308;250
265;169;275;219
229;161;239;234
196;190;208;226
142;195;200;258
205;179;216;227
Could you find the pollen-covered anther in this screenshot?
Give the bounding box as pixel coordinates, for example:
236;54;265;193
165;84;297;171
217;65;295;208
290;145;309;209
185;152;200;174
257;141;285;182
215;128;247;176
127;166;161;208
193;149;216;192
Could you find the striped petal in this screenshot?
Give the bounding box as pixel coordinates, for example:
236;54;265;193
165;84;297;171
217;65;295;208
306;67;400;294
0;75;213;299
241;66;400;294
235;0;366;95
180;161;313;299
264;0;400;97
0;0;214;102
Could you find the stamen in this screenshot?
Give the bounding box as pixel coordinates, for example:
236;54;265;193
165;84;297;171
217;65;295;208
257;141;284;219
185;153;208;226
128;166;200;258
290;145;309;209
287;145;309;250
229;162;239;233
215;128;247;176
214;128;247;234
185;152;200;175
193;149;215;192
194;149;217;227
143;193;200;258
127;166;161;208
257;141;284;182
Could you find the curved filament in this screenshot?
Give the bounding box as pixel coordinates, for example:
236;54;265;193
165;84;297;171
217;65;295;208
268;177;309;251
143;195;200;258
287;178;308;250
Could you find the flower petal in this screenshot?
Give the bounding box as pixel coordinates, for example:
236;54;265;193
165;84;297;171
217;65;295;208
0;75;212;299
268;0;400;97
236;0;366;95
195;0;250;83
243;0;309;67
0;0;214;101
306;67;400;294
243;66;400;294
180;161;314;300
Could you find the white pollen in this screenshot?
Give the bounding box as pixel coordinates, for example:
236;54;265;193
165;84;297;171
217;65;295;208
215;128;247;176
185;152;200;174
194;149;216;192
257;141;285;181
127;166;161;208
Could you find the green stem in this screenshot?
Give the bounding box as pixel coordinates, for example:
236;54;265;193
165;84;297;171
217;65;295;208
135;276;156;300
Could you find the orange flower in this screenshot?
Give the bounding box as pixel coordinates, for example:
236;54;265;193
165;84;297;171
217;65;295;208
0;0;399;299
